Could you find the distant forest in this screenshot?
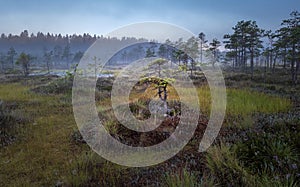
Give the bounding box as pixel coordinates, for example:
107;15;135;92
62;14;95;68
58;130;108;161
0;11;299;84
0;32;148;70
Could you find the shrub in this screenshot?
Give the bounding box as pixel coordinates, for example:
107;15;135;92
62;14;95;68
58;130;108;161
32;76;73;95
236;132;299;182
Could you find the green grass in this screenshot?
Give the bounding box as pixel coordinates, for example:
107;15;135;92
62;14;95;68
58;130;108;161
0;83;83;186
235;120;300;181
66;150;131;186
206;142;299;187
125;84;291;117
205;115;300;186
163;168;202;187
0;83;33;102
197;86;291;116
205;143;255;186
226;88;291;116
0;79;294;186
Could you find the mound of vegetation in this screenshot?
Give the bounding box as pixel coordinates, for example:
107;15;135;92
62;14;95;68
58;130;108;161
0;100;29;147
32;73;115;96
31;75;74;95
205;110;300;186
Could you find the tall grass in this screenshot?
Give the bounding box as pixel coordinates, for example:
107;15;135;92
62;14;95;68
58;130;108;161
67;150;129;186
127;85;291;117
226;88;291;116
197;86;291;116
205;143;255;186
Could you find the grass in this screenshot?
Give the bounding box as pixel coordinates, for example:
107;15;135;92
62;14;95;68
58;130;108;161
0;74;295;186
204;114;300;186
0;83;83;186
226;88;291;116
196;86;291;116
258;175;299;187
240;136;298;172
0;83;33;102
163;168;202;187
125;84;291;117
235;121;300;181
66;150;133;186
205;143;255;186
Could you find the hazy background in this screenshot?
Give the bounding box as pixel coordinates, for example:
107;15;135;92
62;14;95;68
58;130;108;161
1;0;299;41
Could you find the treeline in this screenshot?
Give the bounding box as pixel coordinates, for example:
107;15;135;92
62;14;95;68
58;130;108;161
107;37;211;78
0;32;210;77
0;31;147;54
0;32;146;72
0;11;299;84
223;11;300;84
0;31;96;54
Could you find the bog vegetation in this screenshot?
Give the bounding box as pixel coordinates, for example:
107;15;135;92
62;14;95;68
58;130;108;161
0;10;299;187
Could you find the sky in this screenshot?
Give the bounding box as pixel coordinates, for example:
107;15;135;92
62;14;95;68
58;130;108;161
0;0;299;41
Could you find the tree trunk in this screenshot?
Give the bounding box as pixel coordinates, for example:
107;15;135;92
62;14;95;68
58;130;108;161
190;62;194;77
266;53;270;69
200;42;203;63
238;50;241;67
0;62;3;73
270;49;273;71
291;60;296;84
24;64;29;76
291;45;296;85
11;59;14;70
283;48;287;69
242;48;246;70
296;60;299;85
212;50;217;68
235;48;238;68
232;58;235;68
264;60;267;85
158;86;168;113
47;62;50;74
250;49;254;79
272;54;278;74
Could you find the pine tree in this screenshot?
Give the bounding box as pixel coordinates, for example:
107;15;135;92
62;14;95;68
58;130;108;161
275;11;300;84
